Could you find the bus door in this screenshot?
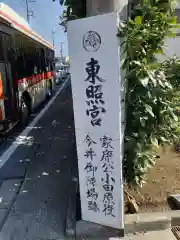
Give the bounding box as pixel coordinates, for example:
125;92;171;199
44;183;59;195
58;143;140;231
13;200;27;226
1;32;18;120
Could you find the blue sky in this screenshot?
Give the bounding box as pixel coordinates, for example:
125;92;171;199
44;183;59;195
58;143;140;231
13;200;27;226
2;0;68;57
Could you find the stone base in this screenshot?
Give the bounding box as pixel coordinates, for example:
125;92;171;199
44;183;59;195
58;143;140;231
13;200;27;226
76;220;124;240
168;194;180;209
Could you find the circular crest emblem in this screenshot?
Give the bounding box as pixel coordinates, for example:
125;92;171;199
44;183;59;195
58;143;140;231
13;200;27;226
83;31;101;52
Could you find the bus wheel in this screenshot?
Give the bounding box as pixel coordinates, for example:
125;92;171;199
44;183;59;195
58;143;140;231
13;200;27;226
47;80;52;99
20;96;30;125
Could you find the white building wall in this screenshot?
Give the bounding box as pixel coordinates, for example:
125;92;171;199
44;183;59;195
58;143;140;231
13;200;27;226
159;5;180;60
163;37;180;58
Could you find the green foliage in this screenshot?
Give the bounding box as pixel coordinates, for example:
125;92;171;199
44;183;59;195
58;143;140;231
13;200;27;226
54;0;86;31
119;0;180;187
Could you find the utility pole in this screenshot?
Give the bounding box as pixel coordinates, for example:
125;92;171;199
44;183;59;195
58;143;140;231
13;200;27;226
25;0;36;23
52;28;56;47
60;42;64;63
25;0;30;23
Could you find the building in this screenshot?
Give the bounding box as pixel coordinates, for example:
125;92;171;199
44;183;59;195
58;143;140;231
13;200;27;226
164;3;180;58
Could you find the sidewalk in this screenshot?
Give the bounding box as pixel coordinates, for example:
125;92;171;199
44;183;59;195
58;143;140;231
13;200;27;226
0;80;78;240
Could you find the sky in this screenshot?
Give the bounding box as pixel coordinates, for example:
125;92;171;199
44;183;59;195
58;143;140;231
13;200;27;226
2;0;68;57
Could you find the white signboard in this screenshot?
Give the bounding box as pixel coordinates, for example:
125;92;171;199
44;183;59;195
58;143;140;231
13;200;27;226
68;13;124;230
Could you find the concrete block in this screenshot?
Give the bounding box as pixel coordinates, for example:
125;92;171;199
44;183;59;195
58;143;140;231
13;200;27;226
169;210;180;226
125;212;171;234
124;229;176;240
74;211;180;239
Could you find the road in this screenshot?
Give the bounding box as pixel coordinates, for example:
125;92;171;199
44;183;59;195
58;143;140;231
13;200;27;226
0;82;66;180
0;83;62;152
0;76;79;239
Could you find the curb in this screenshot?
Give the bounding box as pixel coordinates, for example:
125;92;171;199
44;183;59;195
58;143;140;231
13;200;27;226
125;210;180;234
65;132;79;239
75;212;173;238
0;178;25;231
65;130;78;239
125;212;171;234
65;202;180;238
169;210;180;226
65;177;78;239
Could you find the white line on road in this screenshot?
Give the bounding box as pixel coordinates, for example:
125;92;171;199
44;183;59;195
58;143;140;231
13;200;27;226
0;77;69;168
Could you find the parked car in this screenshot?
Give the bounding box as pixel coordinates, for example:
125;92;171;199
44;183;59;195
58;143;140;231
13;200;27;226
55;70;61;84
55;64;69;84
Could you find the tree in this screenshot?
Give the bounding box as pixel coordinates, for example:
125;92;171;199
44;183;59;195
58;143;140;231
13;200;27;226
53;0;86;31
54;0;128;30
119;0;180;187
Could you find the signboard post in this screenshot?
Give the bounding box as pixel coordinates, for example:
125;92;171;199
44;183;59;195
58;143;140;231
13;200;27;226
68;13;124;230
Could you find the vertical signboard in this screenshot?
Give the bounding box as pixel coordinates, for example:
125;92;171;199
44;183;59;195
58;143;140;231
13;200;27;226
68;13;124;230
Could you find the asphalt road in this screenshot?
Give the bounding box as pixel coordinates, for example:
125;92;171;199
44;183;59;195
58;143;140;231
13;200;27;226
0;77;78;239
0;82;64;156
0;80;68;181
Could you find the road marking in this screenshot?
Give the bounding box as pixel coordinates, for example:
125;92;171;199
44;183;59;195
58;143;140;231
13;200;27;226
0;77;69;168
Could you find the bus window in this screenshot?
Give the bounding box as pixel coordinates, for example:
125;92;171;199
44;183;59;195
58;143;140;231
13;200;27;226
16;44;26;79
40;48;46;72
23;38;35;78
0;34;4;62
5;35;13;62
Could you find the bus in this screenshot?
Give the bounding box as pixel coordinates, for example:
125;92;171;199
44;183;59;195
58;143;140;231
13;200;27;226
0;3;55;133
